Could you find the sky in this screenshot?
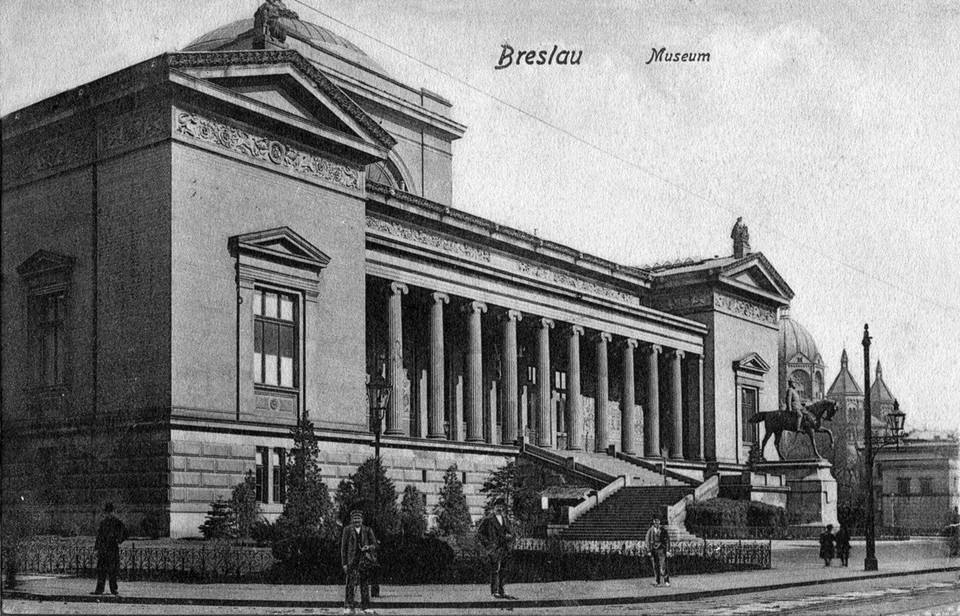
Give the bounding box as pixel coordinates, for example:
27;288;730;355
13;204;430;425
2;1;958;432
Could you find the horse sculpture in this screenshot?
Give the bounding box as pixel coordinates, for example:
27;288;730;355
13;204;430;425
748;399;838;460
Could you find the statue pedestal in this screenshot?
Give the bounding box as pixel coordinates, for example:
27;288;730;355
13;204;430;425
755;459;838;527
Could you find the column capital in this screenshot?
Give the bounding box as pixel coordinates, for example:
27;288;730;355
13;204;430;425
503;309;523;323
623;338;639;349
430;291;450;305
668;349;685;360
463;300;488;314
539;317;555;330
645;343;662;355
568;324;585;337
389;281;409;296
595;331;613;343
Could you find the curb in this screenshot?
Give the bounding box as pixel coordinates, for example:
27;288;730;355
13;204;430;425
4;566;959;610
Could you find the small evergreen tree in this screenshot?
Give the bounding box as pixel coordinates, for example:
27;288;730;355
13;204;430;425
434;464;471;537
398;484;427;540
230;470;260;539
199;498;237;539
335;457;399;537
275;410;334;541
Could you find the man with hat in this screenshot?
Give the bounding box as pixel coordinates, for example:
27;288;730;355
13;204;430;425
90;502;127;596
341;509;379;614
477;499;515;599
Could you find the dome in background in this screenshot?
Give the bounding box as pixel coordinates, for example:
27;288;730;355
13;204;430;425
183;17;386;74
779;310;823;365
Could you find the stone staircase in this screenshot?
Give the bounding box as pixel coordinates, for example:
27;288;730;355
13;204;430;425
560;485;700;542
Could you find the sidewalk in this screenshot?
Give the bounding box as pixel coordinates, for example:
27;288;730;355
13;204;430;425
4;539;958;610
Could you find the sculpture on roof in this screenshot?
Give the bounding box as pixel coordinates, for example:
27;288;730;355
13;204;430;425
732;216;751;258
254;0;299;45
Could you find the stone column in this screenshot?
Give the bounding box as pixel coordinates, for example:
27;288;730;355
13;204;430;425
644;344;661;456
698;355;705;461
464;301;487;443
594;332;612;452
501;310;522;445
566;326;584;451
669;349;684;460
385;282;408;436
428;292;449;439
536;318;555;448
622;338;638;455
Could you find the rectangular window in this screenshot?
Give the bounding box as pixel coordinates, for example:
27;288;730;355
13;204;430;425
271;449;286;503
255;447;268;503
897;477;911;496
919;477;933;496
740;387;759;443
30;291;66;387
253;289;298;389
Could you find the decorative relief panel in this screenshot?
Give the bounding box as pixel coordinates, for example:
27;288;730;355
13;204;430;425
519;263;635;305
3;128;90;187
100;108;169;156
658;293;713;312
174;110;361;190
714;293;777;325
366;216;492;262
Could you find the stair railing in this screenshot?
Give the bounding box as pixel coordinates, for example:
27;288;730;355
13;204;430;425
567;474;632;527
519;439;614;489
665;474;720;533
612;450;700;487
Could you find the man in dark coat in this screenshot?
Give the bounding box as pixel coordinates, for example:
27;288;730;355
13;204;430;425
341;509;379;614
645;518;671;586
835;524;851;567
819;524;836;566
477;500;514;599
91;502;127;596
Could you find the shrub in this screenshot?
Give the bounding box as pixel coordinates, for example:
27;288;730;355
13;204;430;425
746;501;786;528
199;498;237;539
434;465;471;537
251;519;277;547
685;498;787;530
274;410;335;542
335;457;399;536
231;471;260;540
140;514;165;540
479;460;551;537
399;485;427;540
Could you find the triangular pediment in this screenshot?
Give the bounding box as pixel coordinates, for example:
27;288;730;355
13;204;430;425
17;249;75;279
229;227;330;272
733;352;771;374
168;51;396;155
786;352;814;366
721;253;794;301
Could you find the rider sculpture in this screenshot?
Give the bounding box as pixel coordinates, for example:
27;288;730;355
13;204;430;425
784;378;812;432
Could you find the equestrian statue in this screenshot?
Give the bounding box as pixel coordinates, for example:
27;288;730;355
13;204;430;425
748;378;838;460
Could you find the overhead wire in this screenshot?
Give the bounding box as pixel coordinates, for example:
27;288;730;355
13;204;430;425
289;0;959;314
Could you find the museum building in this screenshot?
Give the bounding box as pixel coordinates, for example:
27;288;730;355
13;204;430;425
1;5;798;537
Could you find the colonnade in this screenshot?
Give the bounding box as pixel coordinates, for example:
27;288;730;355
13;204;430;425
371;278;704;460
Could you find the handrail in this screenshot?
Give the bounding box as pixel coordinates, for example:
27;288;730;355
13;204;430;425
519;441;614;489
666;475;719;532
567;475;632;527
613;451;700;487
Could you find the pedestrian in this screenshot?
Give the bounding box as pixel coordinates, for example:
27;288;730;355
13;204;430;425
341;509;379;615
90;502;128;596
477;499;515;599
819;523;836;567
645;518;671;587
835;524;851;567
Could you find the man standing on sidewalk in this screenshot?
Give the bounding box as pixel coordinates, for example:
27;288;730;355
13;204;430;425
646;518;670;587
91;502;127;596
477;500;514;599
341;510;379;615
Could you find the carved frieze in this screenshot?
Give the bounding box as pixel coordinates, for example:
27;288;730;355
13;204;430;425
714;293;777;325
3;128;90;187
100;108;169;156
658;293;713;313
519;263;634;305
174;110;361;189
366;216;492;262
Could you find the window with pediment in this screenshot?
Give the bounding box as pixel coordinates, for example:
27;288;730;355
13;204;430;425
733;353;770;446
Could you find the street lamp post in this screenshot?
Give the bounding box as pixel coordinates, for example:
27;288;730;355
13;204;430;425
366;371;391;598
861;324;907;571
